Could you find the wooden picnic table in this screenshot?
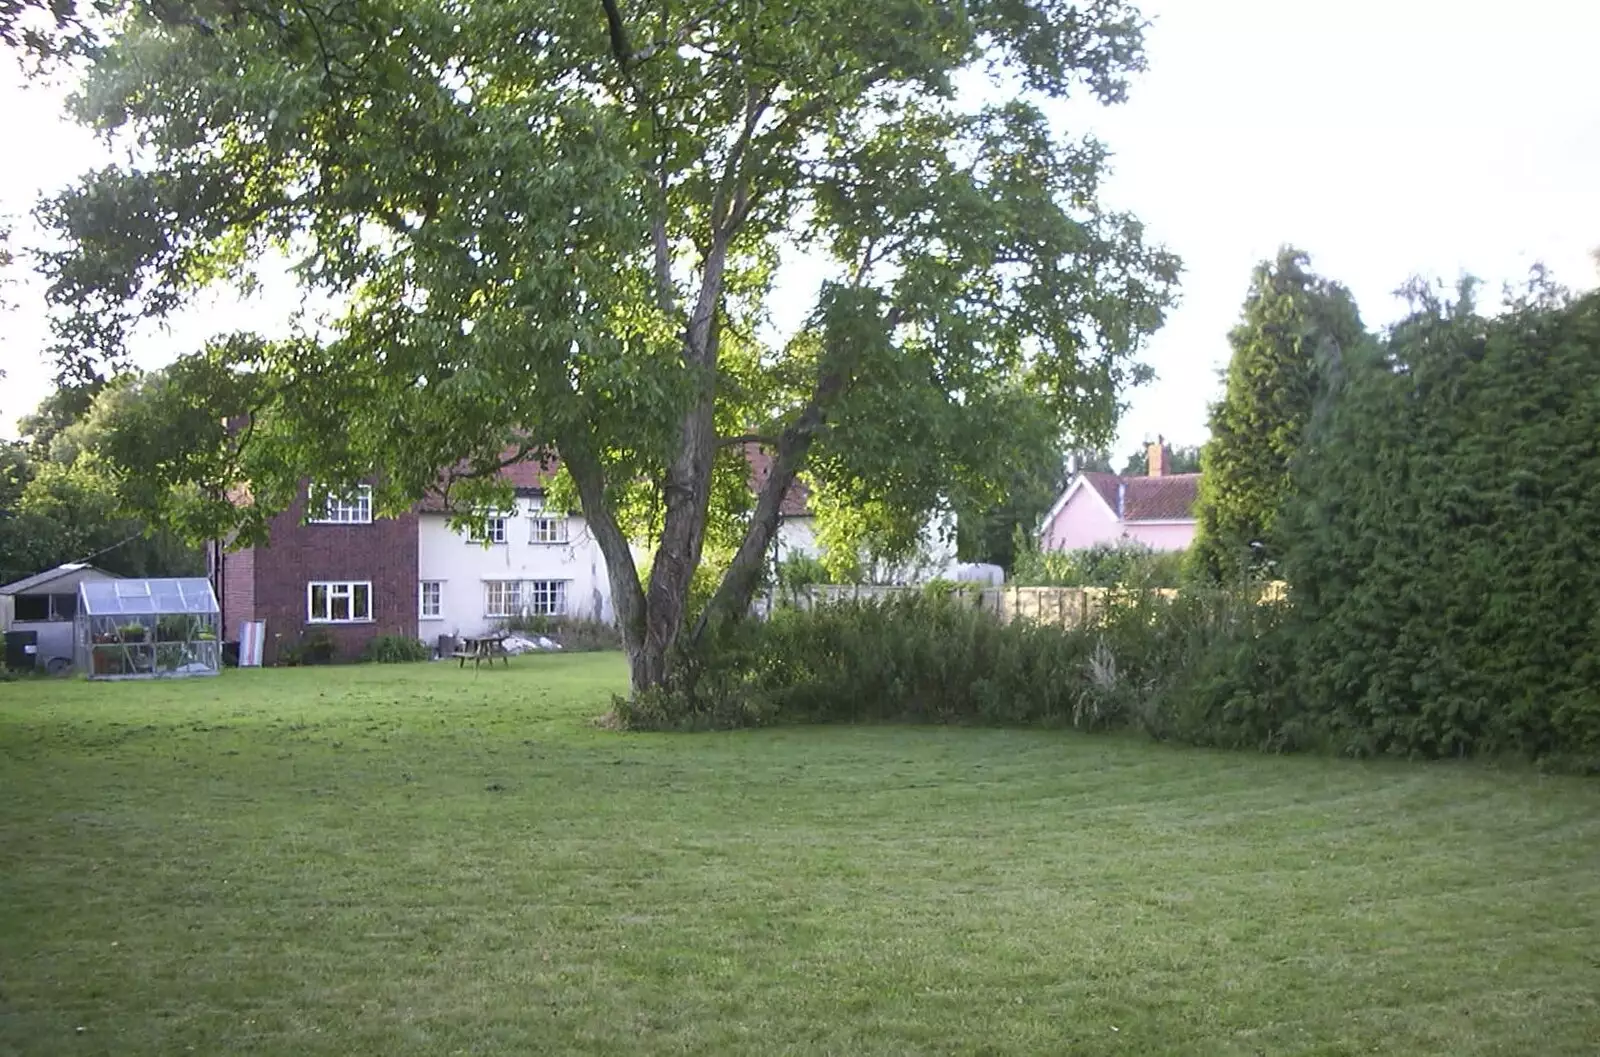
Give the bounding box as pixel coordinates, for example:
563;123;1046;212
453;633;511;669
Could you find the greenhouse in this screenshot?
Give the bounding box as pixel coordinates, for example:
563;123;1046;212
75;578;222;679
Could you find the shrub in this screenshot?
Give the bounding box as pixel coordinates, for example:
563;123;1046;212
775;553;832;599
363;634;431;663
1277;282;1600;763
613;588;1280;741
1012;541;1186;589
277;628;336;667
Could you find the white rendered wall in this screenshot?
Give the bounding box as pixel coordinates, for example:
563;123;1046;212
416;499;615;638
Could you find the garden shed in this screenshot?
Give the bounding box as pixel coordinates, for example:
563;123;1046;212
0;564;121;673
75;578;222;679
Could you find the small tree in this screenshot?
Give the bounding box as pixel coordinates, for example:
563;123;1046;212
1188;248;1365;583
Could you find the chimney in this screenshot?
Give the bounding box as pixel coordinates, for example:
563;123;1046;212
1147;435;1169;478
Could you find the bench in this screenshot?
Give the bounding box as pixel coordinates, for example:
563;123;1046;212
452;635;511;669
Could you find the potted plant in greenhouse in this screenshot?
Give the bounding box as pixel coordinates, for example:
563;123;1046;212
156;615;190;642
120;622;148;643
155;643;185;671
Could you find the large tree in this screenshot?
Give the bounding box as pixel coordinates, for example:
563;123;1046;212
41;0;1179;694
1188;248;1364;583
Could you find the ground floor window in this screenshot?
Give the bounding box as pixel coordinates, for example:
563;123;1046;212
307;581;372;623
483;579;568;618
419;580;442;619
483;580;521;618
526;580;567;616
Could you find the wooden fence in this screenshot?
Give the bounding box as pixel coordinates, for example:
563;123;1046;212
785;582;1283;628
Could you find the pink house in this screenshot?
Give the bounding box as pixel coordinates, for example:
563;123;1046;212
1038;441;1200;553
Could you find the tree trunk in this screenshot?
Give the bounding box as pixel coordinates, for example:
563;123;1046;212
555;432;655;691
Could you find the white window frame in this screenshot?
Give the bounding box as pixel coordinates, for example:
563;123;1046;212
309;484;373;525
468;516;508;545
528;513;570;544
525;579;568;617
307;581;373;624
483;580;523;618
419;580;443;620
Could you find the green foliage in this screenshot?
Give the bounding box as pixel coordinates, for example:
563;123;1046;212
612;588;1280;738
0;377;203;584
1189;248;1367;584
1011;540;1186;588
774;552;831;596
277;628;335;667
1274;277;1600;763
41;0;1179;690
362;634;431;664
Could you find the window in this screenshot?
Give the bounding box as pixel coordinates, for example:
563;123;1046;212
468;517;508;544
526;580;568;616
419;581;442;620
483;580;522;618
529;513;569;544
12;593;76;622
310;485;373;524
307;581;372;623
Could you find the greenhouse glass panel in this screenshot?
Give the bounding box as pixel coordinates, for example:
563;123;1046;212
75;578;222;679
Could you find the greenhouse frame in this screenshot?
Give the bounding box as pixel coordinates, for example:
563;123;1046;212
75;578;222;679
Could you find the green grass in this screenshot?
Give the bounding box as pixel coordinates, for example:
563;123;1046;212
2;657;1598;1056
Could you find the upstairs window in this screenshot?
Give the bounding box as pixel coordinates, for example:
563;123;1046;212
468;517;508;545
310;485;373;524
529;513;569;544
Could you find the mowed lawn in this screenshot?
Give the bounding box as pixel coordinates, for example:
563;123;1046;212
2;657;1598;1056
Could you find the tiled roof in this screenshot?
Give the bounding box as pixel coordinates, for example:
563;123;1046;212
1081;471;1200;522
417;452;560;512
744;445;814;517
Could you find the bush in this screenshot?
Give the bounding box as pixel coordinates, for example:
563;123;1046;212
277;628;336;667
1012;541;1186;589
363;634;431;663
612;588;1282;741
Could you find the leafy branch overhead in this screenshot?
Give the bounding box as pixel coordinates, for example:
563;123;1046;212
39;0;1180;691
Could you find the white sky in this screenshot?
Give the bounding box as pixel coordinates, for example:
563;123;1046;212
2;0;1597;457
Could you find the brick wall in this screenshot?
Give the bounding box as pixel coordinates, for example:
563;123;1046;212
246;492;419;665
218;544;256;642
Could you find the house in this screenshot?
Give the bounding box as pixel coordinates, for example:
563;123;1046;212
745;445;820;568
1038;438;1200;553
209;483;424;664
210;459;616;664
0;563;121;673
415;459;615;639
210;445;808;662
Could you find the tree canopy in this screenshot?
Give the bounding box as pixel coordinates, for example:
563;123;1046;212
1188;248;1364;583
0;377;203;585
42;0;1179;691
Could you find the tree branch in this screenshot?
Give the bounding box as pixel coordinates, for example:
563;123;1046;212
716;432;779;448
599;0;632;69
